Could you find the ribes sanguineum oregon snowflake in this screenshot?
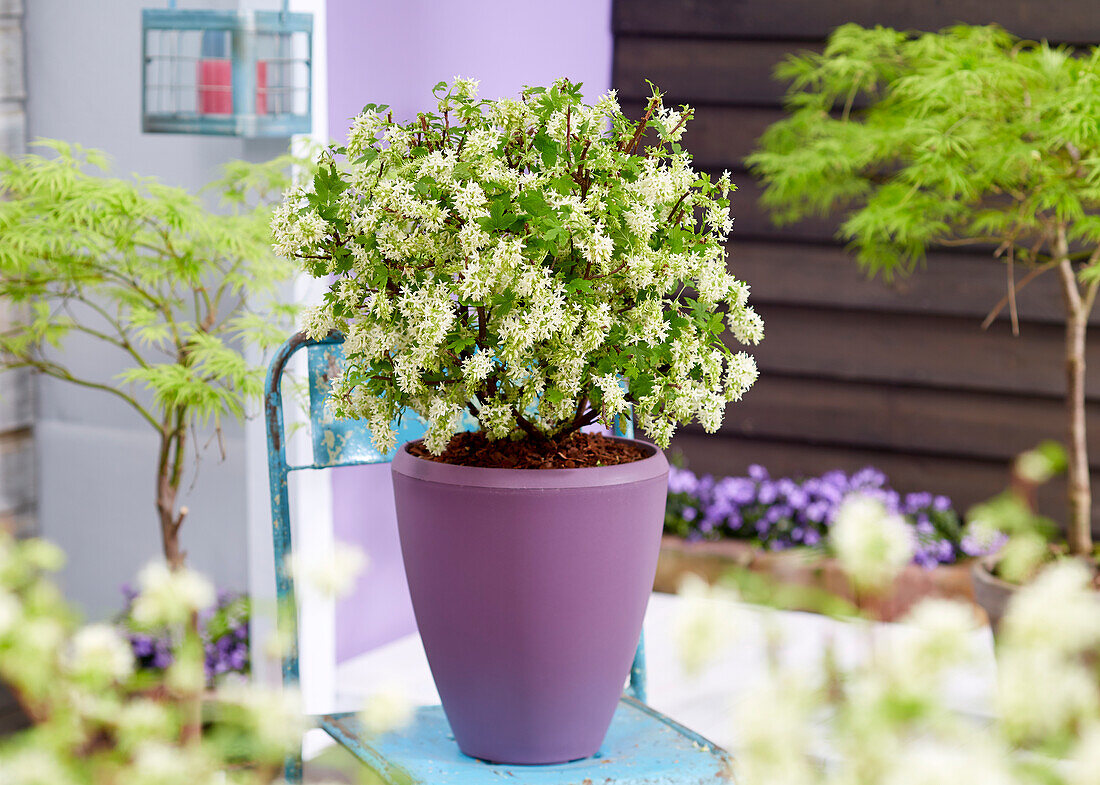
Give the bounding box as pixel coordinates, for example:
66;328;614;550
274;78;762;455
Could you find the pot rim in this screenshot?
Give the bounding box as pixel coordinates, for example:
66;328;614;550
971;554;1018;592
391;435;669;489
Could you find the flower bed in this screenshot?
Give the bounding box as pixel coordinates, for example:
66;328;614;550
659;464;1006;620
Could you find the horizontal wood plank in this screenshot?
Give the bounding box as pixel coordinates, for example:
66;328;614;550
615;38;802;107
726;174;838;243
720;375;1098;465
613;0;1100;44
745;304;1100;400
731;240;1090;326
688;106;781;170
667;432;1097;529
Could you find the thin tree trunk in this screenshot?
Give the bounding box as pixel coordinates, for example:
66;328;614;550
1065;307;1092;555
155;422;188;569
156;474;185;570
1058;254;1093;556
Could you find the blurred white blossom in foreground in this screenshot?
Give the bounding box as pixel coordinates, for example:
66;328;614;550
677;496;1100;785
832;494;914;593
359;684;414;736
130;561;215;626
67;623;135;683
288;543;368;598
674;572;744;676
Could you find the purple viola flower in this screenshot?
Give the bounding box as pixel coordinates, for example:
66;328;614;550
747;464;769;482
786;487;810;511
904;491;933;511
804;500;829;523
152;649;173;669
668;466;700;495
682;507;697;522
757;481;778;505
851;467;887;489
914;551;938;569
776;477;798;496
721;477;757;506
131;635;155;658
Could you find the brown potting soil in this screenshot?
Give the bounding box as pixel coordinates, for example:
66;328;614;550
406;430;649;469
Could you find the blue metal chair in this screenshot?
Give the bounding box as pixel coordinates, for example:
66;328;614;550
265;331;733;784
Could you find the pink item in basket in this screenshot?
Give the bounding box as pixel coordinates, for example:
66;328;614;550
197;60;268;115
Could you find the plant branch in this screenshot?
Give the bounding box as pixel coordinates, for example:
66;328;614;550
5;356;162;433
980;261;1056;330
511;407;549;443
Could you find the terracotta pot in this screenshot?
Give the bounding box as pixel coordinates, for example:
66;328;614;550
655;535;979;622
391;438;668;765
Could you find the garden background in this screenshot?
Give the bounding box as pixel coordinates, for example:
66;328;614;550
2;0;1098;729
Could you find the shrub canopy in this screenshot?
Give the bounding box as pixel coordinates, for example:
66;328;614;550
276;78;761;454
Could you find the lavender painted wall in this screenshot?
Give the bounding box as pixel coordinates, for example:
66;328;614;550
327;0;613;661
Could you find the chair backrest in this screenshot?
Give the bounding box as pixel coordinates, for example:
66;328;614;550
264;331;647;701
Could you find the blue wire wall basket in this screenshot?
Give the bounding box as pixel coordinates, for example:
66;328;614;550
142;7;312;137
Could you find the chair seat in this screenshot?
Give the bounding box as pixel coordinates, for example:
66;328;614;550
317;695;732;784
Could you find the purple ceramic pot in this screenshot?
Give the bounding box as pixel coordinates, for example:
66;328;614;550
391;437;668;765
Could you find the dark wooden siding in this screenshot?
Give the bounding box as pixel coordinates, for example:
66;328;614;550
612;0;1100;523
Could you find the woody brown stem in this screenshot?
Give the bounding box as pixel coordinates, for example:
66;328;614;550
155;413;188;570
1057;243;1095;556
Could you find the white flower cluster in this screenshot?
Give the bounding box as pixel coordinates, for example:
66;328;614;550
288;542;368;598
274;79;761;454
130;561;215;627
996;560;1100;744
831;494;915;592
67;623;134;683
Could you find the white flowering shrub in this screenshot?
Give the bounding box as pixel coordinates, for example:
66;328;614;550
273;78;762;454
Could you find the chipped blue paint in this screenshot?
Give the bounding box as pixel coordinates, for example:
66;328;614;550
318;697;731;784
307;342;434;467
265;332;726;784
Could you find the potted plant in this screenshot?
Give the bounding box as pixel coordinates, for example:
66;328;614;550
966;442;1069;630
0;141;300;569
273;78;762;763
747;25;1100;599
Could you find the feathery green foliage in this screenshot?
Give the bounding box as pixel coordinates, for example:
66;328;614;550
749;24;1100;557
749;24;1100;275
0;140;300;566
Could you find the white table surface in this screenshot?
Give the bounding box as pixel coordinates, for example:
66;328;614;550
321;592;997;757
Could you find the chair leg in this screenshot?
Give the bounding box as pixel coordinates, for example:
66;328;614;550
284;749;303;784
